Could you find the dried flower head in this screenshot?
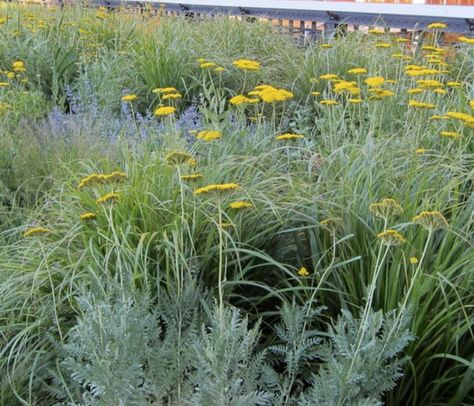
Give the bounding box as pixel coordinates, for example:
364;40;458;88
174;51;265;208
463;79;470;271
165;150;194;166
369;198;404;220
412;211;449;231
320;217;343;233
96;192;120;205
377;230;406;246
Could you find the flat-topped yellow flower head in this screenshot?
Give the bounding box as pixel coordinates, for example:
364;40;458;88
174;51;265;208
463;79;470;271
412;211;449;231
377;230;406;246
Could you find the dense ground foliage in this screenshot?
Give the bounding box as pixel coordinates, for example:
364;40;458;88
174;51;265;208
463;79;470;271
0;3;473;405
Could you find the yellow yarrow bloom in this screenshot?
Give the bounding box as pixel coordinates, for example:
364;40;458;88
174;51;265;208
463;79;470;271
96;192;120;205
229;201;253;209
229;95;259;105
153;87;177;94
196;130;221;142
319;99;339;105
232;59;261;71
162;93;182;100
154;106;176;116
408;100;436;109
347;68;367;75
364;76;385;87
412;211;448;231
320;73;338;80
275;133;304;141
180;173;203;182
409;256;419;264
415;148;427;154
428;22;447;29
23;227;50;237
0;82;9;88
377;230;406;246
194;183;240;195
80;212;97;221
121;94;137;102
165;150;194;166
459;36;474;45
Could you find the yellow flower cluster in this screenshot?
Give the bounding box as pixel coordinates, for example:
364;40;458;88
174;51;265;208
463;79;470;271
440;131;461;139
298;267;310;277
165;150;194;166
229;95;259;105
232;59;261;71
248;85;294;103
196;130;221;142
347;68;367;75
153;87;177;94
180;173;203;182
80;212;97;221
364;76;385;87
229;200;253;209
96;192;120;205
194;183;239;195
154;106;176;116
320;217;343;233
412;211;449;231
121;94;137;102
408;100;436;109
369;198;403;220
377;230;406;246
275;133;304;141
23;227;50;237
78;171;127;188
427;22;447;30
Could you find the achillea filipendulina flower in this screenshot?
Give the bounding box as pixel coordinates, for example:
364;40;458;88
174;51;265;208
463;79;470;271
447;81;462;88
433;88;447;95
121;94;137;102
408;100;436;109
232;59;261;71
78;172;126;188
252;86;293;103
196;130;221;142
368;89;395;99
364;76;385;87
377;230;406;246
165;150;194;166
334;80;359;94
162;93;182;100
96;192;120;205
200;62;217;69
407;88;424;95
220;221;235;229
229;95;259;105
440;131;461;139
12;61;26;72
459;36;474;45
421;45;445;52
469;101;474;109
368;28;385;35
194;183;240;195
320;44;333;49
427;22;447;29
405;68;442;77
275;133;304;141
310;91;321;96
369;198;403;219
154;106;176;116
319;99;339;105
181;173;203;182
23;227;50;237
298;267;310;277
349;98;363;104
416;79;443;88
445;111;473;122
396;38;409;43
415;148;427;154
80;212;96;221
412;211;448;230
347;68;367;75
319;73;338;80
320;217;343;233
229;200;253;209
409;256;419;264
375;42;392;48
214;66;225;73
430;115;448;120
152;87;177;94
